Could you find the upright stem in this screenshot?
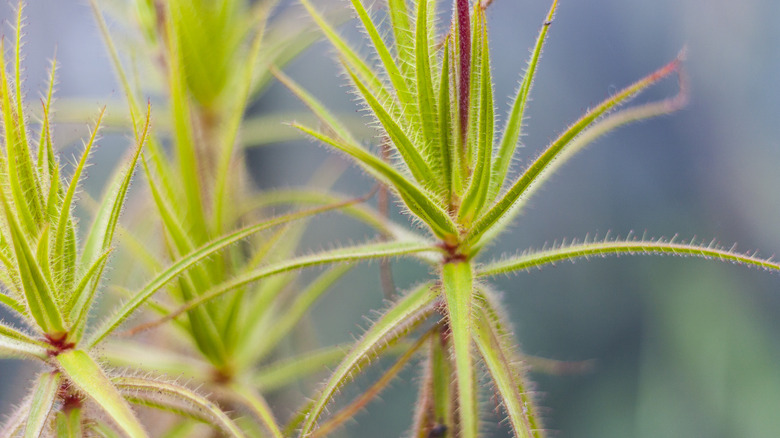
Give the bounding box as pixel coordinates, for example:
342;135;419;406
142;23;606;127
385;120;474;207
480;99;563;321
441;260;477;438
455;0;471;143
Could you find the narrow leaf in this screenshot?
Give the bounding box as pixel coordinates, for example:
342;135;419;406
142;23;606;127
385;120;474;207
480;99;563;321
252;345;348;392
164;11;209;242
0;39;38;235
474;71;688;252
81;104;150;272
387;0;414;79
163;241;438;327
0;333;49;360
415;0;440;178
229;384;283;438
0;190;66;336
295;124;458;241
57;350;147;438
348;0;416;127
343;64;437;191
54;107;105;287
312;328;435;438
299;282;437;436
54;408;83;438
458;10;493;224
489;0;558;204
251;265;352;360
466;55;682;248
441;261;477;438
88;200;368;347
112;376;243;438
472;306;539;438
25;371;61;438
477;237;780;277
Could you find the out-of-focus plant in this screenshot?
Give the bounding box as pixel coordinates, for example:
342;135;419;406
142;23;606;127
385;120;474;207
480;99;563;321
0;5;252;436
87;0;387;435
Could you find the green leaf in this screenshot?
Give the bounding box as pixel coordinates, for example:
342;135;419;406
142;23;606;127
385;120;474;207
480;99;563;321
139;157;227;364
54;407;83;438
441;261;477;438
212;4;270;234
466;55;683;249
57;350;147;438
252;345;348;392
477;237;780;277
476;71;688;252
164;10;209;242
88;201;364;348
430;328;455;435
458;9;493;225
299;282;437;436
25;371;61;438
312;329;434;438
272;69;358;144
294;124;459;241
387;0;414;80
112;376;243;438
343;64;438;191
68;250;112;329
437;36;454;202
248;265;352;362
54;107;105;294
489;0;558;204
0;289;26;317
0;39;39;236
414;0;440;180
101;340;211;382
409;326;454;438
0;333;48;360
0;320;51;350
299;0;395;116
347;0;416;129
0;190;66;336
228;384;283;438
472;304;540;438
80;105;150;272
166;240;439;323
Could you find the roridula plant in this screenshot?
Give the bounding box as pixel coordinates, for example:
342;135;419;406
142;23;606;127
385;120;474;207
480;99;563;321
85;0;372;436
260;0;780;436
0;5;247;436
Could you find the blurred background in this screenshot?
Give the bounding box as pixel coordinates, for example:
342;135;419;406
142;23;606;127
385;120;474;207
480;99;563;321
1;0;780;437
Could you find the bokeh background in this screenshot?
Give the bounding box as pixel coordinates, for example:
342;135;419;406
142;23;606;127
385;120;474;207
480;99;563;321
1;0;780;437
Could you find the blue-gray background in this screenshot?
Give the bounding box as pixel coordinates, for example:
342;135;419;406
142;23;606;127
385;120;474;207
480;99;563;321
1;1;780;437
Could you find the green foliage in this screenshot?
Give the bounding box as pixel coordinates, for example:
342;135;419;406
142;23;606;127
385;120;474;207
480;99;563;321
1;0;779;436
284;0;780;435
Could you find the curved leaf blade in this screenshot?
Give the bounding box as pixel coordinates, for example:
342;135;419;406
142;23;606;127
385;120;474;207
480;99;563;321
477;237;780;277
112;376;243;438
88;201;368;347
25;371;62;438
467;55;683;248
299;282;437;436
489;0;559;204
294;124;458;241
473;305;540;438
57;350;147;438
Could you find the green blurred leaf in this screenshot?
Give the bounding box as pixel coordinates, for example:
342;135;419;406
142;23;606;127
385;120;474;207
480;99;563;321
57;350;147;438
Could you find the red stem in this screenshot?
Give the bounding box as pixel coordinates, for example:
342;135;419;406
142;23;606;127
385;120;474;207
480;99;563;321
455;0;471;141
